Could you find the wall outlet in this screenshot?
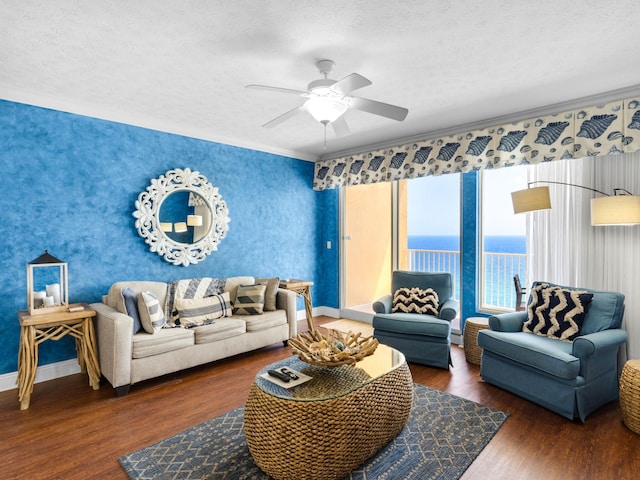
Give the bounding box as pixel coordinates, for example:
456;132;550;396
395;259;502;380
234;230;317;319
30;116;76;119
326;241;332;249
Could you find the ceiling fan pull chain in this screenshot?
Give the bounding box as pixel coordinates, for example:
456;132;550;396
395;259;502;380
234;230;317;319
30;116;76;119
323;123;328;149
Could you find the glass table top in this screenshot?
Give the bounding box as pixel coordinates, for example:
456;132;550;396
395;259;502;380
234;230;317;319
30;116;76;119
254;343;406;402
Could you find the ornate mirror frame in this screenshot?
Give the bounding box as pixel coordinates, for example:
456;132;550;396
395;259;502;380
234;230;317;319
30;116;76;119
133;168;230;266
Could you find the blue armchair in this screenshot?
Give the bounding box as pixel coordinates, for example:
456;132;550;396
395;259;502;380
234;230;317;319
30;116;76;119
478;281;627;422
372;271;459;369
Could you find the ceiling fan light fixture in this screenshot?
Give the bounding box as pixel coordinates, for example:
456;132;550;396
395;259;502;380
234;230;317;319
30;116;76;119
305;97;348;124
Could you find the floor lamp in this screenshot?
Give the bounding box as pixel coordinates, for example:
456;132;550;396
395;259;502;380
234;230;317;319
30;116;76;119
511;181;640;226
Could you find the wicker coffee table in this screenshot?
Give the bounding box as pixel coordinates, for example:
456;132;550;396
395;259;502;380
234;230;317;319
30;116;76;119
244;344;413;480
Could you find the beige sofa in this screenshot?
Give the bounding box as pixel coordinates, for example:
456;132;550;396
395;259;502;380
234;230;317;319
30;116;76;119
91;276;297;395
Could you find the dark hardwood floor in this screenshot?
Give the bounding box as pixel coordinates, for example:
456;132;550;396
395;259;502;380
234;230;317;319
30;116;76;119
2;316;639;480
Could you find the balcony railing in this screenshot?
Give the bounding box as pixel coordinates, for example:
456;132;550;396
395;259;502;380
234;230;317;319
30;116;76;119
407;249;527;310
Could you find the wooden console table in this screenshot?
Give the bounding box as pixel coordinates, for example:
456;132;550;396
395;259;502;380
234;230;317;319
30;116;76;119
17;303;100;410
279;279;314;331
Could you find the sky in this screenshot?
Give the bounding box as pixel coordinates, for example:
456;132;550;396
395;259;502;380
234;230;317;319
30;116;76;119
407;166;528;236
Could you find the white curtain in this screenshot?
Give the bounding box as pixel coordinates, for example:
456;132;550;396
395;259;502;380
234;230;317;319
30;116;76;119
527;152;640;359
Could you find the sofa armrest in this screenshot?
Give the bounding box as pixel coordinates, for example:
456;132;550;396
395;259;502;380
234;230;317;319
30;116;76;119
573;329;628;380
276;288;298;338
573;329;628;358
488;311;527;332
90;302;134;389
439;298;459;321
373;294;393;314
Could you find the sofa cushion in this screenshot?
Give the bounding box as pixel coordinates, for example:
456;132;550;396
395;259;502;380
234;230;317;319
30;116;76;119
524;284;593;342
132;328;194;358
234;284;267;315
242;310;288;332
120;288;142;334
373;313;450;338
530;281;625;334
392;287;439;315
256;276;280;311
175;292;232;328
137;291;166;333
224;276;255;304
478;330;579;380
193;318;247;344
107;281;168;314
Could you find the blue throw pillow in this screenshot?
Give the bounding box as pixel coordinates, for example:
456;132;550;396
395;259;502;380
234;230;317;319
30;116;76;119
121;287;142;334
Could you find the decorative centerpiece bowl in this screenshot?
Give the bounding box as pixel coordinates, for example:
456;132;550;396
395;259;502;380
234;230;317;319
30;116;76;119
289;329;379;367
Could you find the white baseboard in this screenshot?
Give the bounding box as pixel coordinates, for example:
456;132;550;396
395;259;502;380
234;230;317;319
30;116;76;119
0;359;81;393
296;306;340;322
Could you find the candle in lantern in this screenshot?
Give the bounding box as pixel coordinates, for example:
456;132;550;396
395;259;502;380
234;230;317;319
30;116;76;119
46;283;61;304
33;291;46;308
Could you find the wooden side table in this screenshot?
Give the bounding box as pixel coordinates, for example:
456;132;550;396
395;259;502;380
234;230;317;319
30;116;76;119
463;317;490;365
17;303;100;410
279;279;314;331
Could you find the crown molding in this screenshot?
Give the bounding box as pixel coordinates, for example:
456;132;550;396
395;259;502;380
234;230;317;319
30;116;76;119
0;88;317;162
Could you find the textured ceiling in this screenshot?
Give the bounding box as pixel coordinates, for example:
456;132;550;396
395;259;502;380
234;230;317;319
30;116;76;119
2;0;640;161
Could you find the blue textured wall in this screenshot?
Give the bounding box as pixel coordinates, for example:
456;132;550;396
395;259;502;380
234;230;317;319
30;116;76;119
0;99;339;375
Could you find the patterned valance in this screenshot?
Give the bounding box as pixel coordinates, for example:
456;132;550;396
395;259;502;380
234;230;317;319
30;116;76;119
313;97;640;191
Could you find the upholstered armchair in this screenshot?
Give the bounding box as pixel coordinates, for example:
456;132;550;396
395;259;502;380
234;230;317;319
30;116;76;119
478;281;627;422
372;271;459;369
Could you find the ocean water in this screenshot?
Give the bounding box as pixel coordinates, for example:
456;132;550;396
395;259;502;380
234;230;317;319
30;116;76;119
408;235;525;253
407;235;526;307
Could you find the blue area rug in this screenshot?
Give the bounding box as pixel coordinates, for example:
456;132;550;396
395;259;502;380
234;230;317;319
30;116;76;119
119;383;509;480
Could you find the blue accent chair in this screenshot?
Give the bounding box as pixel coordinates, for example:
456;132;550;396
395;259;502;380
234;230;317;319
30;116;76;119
478;281;627;422
372;271;459;369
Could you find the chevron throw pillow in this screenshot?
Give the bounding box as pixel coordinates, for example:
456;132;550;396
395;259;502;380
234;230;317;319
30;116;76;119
523;284;593;342
392;287;439;315
234;284;267;315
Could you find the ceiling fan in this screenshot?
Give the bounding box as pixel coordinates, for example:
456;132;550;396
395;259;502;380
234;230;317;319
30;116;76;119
246;60;409;139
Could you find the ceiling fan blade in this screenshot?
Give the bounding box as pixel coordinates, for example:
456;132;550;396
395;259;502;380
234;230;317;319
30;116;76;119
331;116;351;137
330;73;372;94
262;104;306;128
246;84;307;96
348;96;409;121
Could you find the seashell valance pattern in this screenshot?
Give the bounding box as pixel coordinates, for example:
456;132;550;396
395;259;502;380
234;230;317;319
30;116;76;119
313;97;640;191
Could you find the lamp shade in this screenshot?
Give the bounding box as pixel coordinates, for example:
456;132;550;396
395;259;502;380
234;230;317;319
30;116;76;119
174;222;188;233
511;186;551;214
187;214;203;227
591;196;640;226
305;97;348;123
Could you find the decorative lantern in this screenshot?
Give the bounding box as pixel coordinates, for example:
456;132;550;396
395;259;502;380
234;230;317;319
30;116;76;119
26;250;69;315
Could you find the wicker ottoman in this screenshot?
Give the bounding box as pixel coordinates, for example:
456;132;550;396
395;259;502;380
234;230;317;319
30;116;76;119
244;345;413;480
620;359;640;435
463;317;490;365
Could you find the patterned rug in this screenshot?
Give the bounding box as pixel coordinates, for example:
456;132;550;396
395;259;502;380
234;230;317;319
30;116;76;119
119;383;509;480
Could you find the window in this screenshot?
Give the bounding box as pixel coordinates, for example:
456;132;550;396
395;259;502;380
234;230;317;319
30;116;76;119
402;174;461;300
480;166;528;311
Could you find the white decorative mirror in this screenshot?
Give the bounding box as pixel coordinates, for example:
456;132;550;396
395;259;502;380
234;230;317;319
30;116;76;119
133;168;230;266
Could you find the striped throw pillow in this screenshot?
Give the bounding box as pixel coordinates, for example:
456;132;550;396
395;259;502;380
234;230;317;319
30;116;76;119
137;291;166;334
233;284;267;315
175;292;232;328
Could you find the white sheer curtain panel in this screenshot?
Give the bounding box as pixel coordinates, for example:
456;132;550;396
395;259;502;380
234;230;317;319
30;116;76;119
527;152;640;360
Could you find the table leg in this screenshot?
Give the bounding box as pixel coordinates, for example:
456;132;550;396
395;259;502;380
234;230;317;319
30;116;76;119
303;286;314;331
80;318;101;390
17;326;37;410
